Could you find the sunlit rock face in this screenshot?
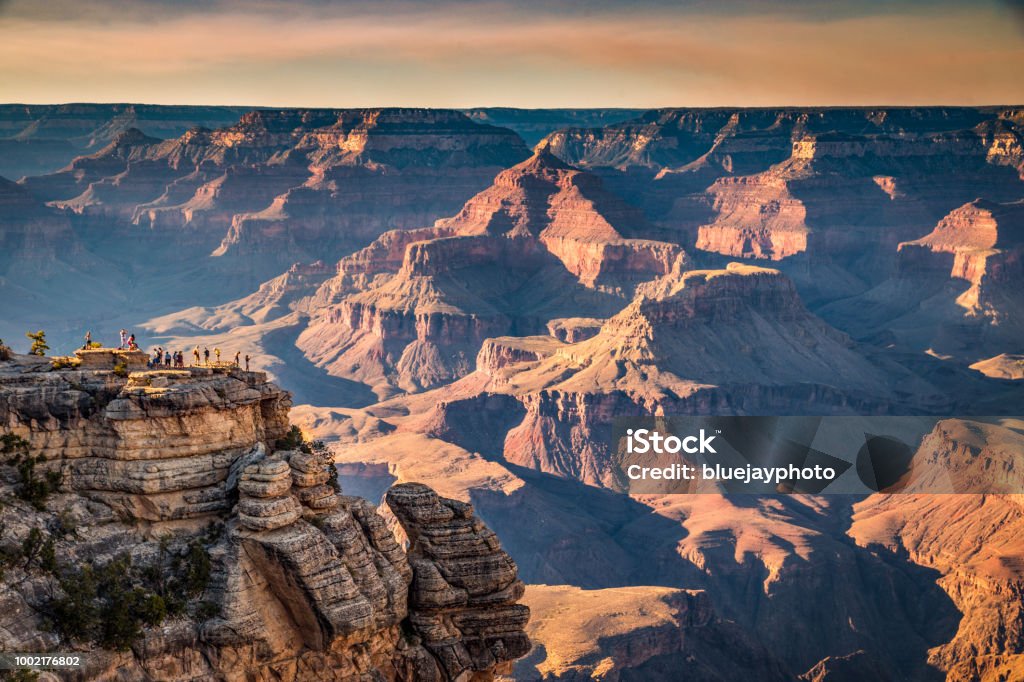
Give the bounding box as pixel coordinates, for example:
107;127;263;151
0;354;529;681
296;148;687;398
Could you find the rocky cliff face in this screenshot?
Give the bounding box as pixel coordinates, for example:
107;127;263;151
0;104;249;180
542;107;1024;307
819;199;1024;361
295;148;687;398
19;109;530;264
0;352;529;681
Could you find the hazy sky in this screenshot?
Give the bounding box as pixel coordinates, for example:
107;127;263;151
1;0;1023;107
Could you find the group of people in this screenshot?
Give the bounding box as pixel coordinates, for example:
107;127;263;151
150;348;186;368
82;329;254;372
82;329;139;351
180;345;252;371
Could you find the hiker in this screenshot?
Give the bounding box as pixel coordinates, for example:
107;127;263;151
203;347;210;365
233;351;240;367
165;351;172;368
192;346;200;366
245;354;251;371
128;333;136;351
119;329;128;350
177;351;184;368
215;347;221;364
156;348;164;365
82;331;92;350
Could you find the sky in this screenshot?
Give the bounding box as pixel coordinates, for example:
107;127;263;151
1;0;1023;107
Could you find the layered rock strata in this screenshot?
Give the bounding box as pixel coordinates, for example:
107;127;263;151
0;354;529;680
296;148;687;397
386;483;531;679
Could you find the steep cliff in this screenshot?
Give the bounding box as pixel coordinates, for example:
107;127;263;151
19;109;530;265
820;199;1024;361
0;351;529;681
417;263;935;489
296;148;686;398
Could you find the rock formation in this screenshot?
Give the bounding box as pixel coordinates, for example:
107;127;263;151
0;103;249;180
418;262;936;488
387;483;531;678
543;107;1024;306
295;148;686;398
820;199;1024;360
0;351;529;681
851;419;1024;682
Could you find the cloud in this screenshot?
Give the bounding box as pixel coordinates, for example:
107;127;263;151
0;0;1021;106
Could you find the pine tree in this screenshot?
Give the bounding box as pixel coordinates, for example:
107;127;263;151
25;330;49;356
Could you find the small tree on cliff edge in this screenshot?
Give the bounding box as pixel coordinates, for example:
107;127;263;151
26;330;48;356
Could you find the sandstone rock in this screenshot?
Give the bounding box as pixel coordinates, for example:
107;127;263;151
296;148;686;398
387;483;530;679
0;360;530;680
0;361;291;521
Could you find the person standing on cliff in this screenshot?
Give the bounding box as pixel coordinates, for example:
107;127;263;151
233;351;240;367
83;331;92;350
245;354;251;371
214;347;221;364
192;346;200;366
119;329;127;350
165;350;172;368
128;333;137;351
203;347;210;366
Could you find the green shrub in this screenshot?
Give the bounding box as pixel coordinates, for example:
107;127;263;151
21;527;56;572
0;434;60;510
112;362;128;378
46;534;219;650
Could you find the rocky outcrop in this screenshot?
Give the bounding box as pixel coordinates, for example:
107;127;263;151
238;458;304;530
897;199;1024;317
386;483;531;679
819;199;1024;361
0;353;530;680
0;356;290;521
851;419;1024;682
296;148;687;397
0;103;248;179
545;317;604;343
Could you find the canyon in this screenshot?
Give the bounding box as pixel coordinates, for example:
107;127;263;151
2;105;1024;681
